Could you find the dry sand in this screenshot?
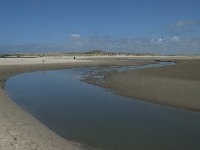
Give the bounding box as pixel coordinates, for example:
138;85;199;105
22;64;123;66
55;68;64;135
0;56;156;150
86;58;200;111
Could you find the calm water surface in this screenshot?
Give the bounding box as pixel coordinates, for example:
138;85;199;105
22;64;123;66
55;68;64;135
5;63;200;150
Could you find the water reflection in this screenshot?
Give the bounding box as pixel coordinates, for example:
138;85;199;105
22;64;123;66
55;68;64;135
5;62;200;150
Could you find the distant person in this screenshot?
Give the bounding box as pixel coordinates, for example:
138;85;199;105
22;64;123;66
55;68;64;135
74;56;76;60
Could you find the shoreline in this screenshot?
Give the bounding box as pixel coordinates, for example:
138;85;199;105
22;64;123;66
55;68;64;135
1;55;200;149
0;64;89;150
85;58;200;111
0;56;156;150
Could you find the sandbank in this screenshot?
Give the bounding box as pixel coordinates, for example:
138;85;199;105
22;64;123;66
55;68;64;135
0;56;157;150
86;57;200;111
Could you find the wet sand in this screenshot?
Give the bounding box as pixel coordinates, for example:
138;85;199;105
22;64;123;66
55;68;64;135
86;58;200;111
0;56;154;150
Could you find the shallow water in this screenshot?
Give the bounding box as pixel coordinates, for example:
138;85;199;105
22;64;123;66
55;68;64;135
80;62;175;81
5;63;200;150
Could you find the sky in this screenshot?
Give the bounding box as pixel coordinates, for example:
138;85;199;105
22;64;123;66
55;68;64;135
0;0;200;54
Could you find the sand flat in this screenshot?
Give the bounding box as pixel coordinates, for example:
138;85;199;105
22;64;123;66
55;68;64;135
86;58;200;111
0;56;154;150
1;56;199;149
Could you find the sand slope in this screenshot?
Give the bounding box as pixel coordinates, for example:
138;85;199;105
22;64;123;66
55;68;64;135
0;89;81;150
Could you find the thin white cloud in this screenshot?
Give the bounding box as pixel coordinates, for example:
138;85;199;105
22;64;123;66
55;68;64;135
1;36;200;55
167;20;200;36
156;38;164;44
171;36;180;42
69;34;81;38
169;20;200;28
69;34;81;42
65;36;200;54
151;38;165;44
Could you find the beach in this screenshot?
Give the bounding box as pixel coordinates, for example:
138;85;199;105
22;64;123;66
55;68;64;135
86;57;200;111
1;55;200;149
0;56;157;150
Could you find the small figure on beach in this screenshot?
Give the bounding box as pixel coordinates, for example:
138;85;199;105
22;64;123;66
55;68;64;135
74;56;76;60
42;59;45;64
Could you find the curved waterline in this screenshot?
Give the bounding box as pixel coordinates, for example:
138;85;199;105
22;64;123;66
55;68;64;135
5;62;200;150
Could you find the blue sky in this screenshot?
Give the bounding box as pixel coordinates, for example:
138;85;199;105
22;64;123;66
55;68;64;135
0;0;200;54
